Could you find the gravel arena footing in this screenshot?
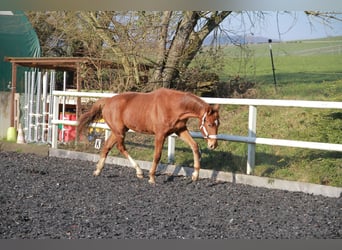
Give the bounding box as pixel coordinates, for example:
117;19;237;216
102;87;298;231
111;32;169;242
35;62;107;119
0;151;341;239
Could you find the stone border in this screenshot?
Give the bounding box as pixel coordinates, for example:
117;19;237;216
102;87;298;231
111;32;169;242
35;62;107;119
49;148;342;198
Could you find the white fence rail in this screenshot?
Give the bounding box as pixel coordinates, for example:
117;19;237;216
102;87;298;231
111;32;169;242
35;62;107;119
51;90;342;175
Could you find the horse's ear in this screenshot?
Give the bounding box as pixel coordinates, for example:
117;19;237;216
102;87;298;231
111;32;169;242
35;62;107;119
206;106;213;115
211;104;219;112
207;104;219;115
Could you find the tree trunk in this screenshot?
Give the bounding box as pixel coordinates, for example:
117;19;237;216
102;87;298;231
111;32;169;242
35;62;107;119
161;11;200;88
150;11;232;89
150;11;173;89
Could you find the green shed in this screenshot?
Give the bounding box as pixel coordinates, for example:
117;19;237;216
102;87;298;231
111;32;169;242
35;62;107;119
0;11;40;92
0;11;40;135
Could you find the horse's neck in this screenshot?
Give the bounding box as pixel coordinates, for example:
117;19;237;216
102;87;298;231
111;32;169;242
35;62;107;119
180;94;207;119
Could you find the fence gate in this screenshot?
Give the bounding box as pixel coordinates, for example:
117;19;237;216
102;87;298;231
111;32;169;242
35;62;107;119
23;70;56;144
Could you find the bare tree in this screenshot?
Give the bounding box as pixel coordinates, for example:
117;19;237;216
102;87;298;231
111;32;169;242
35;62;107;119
76;11;232;89
27;11;341;92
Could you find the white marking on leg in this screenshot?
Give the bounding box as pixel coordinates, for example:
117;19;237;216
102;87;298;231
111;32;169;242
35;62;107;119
94;157;106;176
192;170;199;181
148;176;156;184
128;154;143;178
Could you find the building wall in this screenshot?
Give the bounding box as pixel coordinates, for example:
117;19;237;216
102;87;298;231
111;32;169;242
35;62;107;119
0;92;11;139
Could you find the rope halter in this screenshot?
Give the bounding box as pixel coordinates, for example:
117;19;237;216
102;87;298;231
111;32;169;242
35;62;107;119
199;112;218;139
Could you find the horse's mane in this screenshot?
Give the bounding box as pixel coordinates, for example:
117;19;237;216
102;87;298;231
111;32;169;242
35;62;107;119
180;92;208;114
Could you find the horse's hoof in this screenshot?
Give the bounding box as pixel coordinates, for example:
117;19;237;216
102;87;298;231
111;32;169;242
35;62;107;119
148;178;156;185
93;171;100;176
137;173;144;179
191;174;199;181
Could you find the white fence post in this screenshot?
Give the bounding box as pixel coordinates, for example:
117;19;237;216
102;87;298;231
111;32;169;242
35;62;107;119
47;70;56;144
41;72;48;142
24;71;29;142
105;129;111;141
247;105;257;174
34;71;42;142
61;71;67;142
168;136;176;164
51;95;59;149
28;71;35;142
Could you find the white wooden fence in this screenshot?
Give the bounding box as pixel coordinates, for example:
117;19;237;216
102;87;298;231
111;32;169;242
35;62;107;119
51;90;342;175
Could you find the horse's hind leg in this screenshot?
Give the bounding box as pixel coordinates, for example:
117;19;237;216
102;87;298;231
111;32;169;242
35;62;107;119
93;133;117;176
148;135;165;184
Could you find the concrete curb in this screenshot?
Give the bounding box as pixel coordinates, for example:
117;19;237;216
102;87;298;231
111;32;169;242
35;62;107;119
49;148;342;198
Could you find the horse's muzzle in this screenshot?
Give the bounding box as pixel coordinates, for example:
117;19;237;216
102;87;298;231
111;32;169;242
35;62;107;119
207;139;218;150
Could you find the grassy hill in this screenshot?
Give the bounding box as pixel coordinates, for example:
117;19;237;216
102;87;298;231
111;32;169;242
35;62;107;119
220;36;342;87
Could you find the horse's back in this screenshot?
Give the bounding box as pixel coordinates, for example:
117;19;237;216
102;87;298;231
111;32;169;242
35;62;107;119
112;88;184;109
102;88;187;134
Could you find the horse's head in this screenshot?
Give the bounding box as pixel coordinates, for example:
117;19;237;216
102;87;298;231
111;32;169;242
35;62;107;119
199;104;220;150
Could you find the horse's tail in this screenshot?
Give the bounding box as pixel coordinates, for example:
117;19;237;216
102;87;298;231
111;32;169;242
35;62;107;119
77;98;107;137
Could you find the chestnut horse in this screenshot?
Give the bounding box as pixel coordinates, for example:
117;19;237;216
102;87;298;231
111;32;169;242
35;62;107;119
78;88;220;184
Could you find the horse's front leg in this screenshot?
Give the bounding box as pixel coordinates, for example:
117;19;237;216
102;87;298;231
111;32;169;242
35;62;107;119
115;134;144;179
178;130;201;181
149;135;166;184
94;133;117;176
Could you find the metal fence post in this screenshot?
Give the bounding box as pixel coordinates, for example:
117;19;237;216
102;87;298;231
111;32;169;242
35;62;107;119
247;105;257;174
51;95;59;149
168;135;175;164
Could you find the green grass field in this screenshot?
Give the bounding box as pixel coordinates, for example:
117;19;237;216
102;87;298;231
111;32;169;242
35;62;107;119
212;37;342;186
71;36;342;187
